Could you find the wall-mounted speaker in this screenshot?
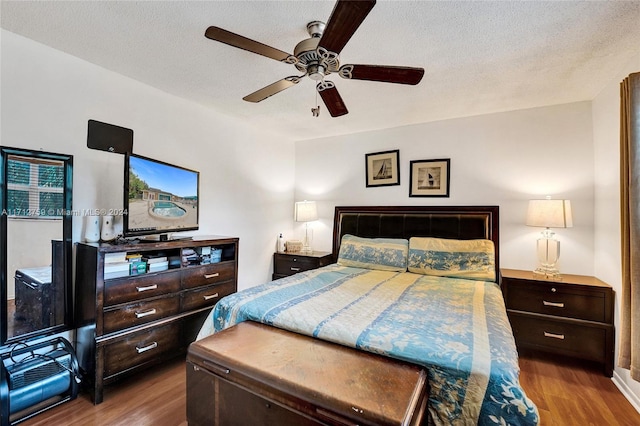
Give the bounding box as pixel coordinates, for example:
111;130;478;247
87;120;133;154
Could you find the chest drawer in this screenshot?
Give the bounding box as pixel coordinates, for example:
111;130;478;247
182;282;236;312
103;296;180;334
104;270;181;306
505;281;606;322
509;313;609;362
104;321;181;377
182;262;235;289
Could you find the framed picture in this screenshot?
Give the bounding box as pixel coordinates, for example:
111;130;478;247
365;150;400;187
409;158;450;197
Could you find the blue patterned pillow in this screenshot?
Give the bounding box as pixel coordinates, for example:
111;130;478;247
337;235;408;272
408;237;496;282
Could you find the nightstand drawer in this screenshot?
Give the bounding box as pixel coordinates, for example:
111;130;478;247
506;281;606;322
273;252;332;280
509;313;609;363
275;256;318;274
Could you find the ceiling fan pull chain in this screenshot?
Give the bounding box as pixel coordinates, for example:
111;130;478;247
312;89;320;117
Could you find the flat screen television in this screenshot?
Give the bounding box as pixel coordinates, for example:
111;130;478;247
123;153;199;240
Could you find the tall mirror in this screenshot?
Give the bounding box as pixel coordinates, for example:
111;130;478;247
1;146;73;345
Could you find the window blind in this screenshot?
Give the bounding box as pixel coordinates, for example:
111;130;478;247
6;154;64;218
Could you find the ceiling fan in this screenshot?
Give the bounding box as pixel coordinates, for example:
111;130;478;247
204;0;424;117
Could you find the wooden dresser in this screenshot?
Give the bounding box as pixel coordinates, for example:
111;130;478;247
501;268;614;376
187;321;428;426
75;236;238;404
272;251;333;280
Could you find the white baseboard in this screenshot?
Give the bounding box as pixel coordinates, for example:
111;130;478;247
612;371;640;414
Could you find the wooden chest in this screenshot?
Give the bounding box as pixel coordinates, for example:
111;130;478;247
187;321;428;426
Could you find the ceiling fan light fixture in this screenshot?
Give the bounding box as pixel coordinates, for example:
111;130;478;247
307;63;327;81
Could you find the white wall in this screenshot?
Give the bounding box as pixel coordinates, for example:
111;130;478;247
592;52;640;408
295;102;595;275
5;24;640;409
1;30;296;290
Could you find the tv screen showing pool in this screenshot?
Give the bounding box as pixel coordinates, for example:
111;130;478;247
126;154;199;235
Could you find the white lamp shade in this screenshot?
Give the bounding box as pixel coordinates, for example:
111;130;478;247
294;201;318;222
526;199;573;228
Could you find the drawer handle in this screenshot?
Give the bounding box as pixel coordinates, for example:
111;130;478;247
203;293;219;301
204;273;220;279
21;281;38;290
135;308;157;318
290;267;301;272
203;360;230;375
316;408;359;426
135;341;158;353
544;332;565;340
137;284;158;292
543;300;565;308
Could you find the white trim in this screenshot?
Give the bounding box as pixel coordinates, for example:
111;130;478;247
612;371;640;414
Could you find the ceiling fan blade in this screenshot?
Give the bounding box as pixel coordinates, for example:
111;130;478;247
316;81;348;117
339;64;425;85
318;0;376;57
243;76;303;103
205;26;297;64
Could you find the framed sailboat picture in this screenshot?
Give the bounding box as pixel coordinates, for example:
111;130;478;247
365;150;400;187
409;159;450;197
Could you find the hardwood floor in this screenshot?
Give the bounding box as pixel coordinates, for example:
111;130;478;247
518;349;640;426
19;357;188;426
17;350;640;426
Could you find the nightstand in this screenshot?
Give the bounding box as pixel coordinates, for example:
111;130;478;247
273;251;333;280
501;268;614;377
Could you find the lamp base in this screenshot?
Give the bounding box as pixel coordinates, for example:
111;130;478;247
301;224;313;254
533;266;563;280
533;232;564;279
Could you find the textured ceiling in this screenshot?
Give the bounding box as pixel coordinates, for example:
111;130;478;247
2;0;639;141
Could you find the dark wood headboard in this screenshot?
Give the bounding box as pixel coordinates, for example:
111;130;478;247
332;206;499;280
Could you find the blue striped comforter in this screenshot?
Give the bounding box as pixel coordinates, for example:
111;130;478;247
197;265;539;425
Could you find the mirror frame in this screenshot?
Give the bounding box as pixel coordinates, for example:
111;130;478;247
0;146;73;345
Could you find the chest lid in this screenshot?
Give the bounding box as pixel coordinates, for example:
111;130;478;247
188;321;427;426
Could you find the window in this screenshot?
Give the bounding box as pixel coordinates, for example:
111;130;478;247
6;154;65;218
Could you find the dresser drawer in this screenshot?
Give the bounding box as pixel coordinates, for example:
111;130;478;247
182;282;236;311
182;262;235;289
505;281;606;322
104;270;181;306
103;296;180;334
104;321;181;377
509;313;608;362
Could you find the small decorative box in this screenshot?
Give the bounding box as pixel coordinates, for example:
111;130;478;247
129;261;147;275
285;240;303;253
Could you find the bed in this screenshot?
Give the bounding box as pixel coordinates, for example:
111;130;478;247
197;206;539;425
